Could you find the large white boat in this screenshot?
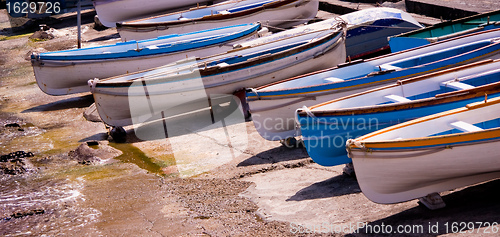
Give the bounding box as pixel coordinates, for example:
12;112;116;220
347;96;500;204
91;20;346;127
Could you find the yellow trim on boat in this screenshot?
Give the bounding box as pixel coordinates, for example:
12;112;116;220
362;128;500;149
352;96;500;148
250;46;500;100
309;59;496;110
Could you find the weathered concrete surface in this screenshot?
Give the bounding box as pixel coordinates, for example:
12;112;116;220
406;0;500;19
316;10;340;21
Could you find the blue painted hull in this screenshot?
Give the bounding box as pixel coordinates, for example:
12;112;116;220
32;23;261;61
301;96;496;166
300;72;500;166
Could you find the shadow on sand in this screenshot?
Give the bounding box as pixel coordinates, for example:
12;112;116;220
237;146;309;167
22;94;94;113
286;174;360;201
348;179;500;236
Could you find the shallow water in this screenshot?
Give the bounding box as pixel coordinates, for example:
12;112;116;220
0;175;101;236
109;142;176;176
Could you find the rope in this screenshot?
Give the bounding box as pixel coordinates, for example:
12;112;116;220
294;105;315;127
294;105;317;137
346;139;364;149
301;105;316;118
88;78;99;93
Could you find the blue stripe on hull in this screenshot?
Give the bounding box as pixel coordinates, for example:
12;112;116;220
247;40;500;99
34;24;260;61
300;92;500;166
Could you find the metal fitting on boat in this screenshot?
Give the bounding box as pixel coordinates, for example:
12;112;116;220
88;78;99;93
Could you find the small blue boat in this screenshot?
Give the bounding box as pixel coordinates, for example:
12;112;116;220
247;28;500;143
31;23;261;95
340;7;423;59
298;59;500;166
389;9;500;52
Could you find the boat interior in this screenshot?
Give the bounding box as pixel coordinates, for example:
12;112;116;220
361;98;500;142
37;24;257;59
261;39;496;91
406;12;500;38
312;63;500;110
129;0;278;24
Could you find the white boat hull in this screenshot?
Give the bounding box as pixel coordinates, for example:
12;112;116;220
350;142;500;204
33;33;258;95
93;31;346;127
118;0;319;41
250;86;380;141
347;96;500;204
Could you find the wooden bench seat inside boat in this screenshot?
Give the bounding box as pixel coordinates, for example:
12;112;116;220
384;94;412;103
440;81;475;90
450;121;484;132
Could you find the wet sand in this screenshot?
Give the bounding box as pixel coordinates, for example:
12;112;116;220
1;7;500;236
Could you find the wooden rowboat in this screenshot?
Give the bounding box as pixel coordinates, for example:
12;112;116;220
93;0;220;27
117;0;319;41
298;59;500;166
31;23;261;95
346;96;500;205
91;21;346;127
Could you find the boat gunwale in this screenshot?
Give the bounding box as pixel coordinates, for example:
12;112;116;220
94;25;343;84
117;0;300;30
94;27;344;89
32;23;261;61
347;96;500;149
295;59;498;115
